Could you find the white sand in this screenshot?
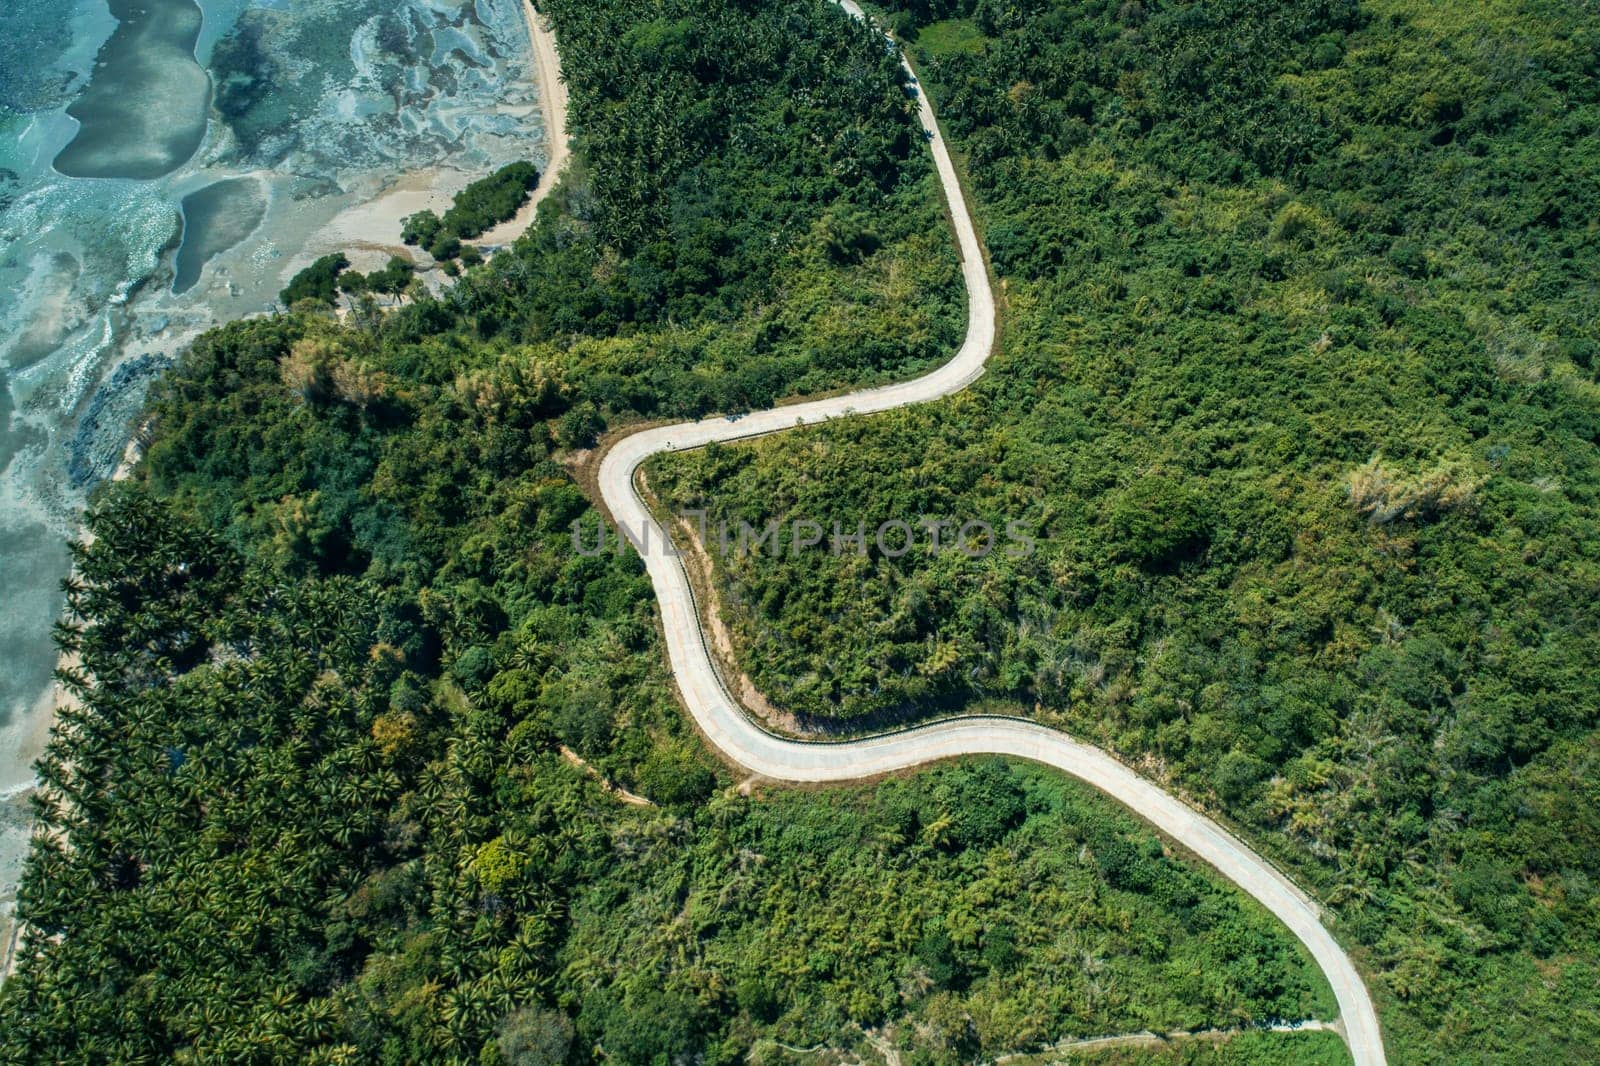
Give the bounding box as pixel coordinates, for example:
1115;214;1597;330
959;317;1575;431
293;0;571;282
306;166;459;276
475;0;571;247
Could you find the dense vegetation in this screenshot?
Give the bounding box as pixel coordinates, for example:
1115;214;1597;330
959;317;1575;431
283;253;419;309
7;506;1332;1063
402;160;542;260
339;255;420;304
280;252;351;307
650;0;1600;1061
0;0;1340;1062
566;760;1333;1057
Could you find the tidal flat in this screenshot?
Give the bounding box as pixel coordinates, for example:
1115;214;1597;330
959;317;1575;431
53;0;211;180
172;176;268;295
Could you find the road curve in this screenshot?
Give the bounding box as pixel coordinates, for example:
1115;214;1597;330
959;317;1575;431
585;9;1386;1066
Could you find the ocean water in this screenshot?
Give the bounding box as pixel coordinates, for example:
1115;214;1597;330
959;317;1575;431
0;0;548;931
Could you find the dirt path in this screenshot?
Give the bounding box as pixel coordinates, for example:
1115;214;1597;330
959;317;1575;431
994;1021;1340;1062
559;746;653;807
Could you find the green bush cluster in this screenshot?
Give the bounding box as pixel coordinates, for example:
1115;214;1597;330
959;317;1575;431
281;253;416;309
402;162;540;261
279;251;348;307
340;255;416;301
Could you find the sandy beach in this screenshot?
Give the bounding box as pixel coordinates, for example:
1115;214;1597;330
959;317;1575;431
284;0;570;283
475;1;571;246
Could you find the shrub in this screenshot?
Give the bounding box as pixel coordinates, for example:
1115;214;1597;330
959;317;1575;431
279;252;349;306
401;209;443;247
1347;453;1482;524
557;401;604;449
1106;476;1209;566
497;1006;573;1066
937;761;1025;850
441;161;540;239
427;234;462;262
637;748;715;806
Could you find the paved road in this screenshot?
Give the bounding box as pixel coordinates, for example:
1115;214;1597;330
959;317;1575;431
587;11;1387;1066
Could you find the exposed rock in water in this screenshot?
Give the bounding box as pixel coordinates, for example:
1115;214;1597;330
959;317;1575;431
68;353;173;488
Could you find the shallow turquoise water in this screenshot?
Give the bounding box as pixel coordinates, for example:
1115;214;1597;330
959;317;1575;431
53;0;212;180
0;0;548;918
173;176;269;294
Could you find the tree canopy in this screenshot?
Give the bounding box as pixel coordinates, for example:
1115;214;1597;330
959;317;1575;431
0;1;1350;1063
649;0;1600;1061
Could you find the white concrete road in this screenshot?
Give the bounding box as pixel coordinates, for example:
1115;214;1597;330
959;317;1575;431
588;9;1387;1066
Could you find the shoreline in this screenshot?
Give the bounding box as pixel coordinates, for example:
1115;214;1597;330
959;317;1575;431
475;1;571;247
1;2;572;986
0;433;140;983
291;0;569;280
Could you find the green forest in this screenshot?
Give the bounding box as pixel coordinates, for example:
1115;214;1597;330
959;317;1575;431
647;0;1600;1062
0;0;1365;1063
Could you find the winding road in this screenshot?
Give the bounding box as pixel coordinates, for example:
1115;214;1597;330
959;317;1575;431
540;6;1389;1064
